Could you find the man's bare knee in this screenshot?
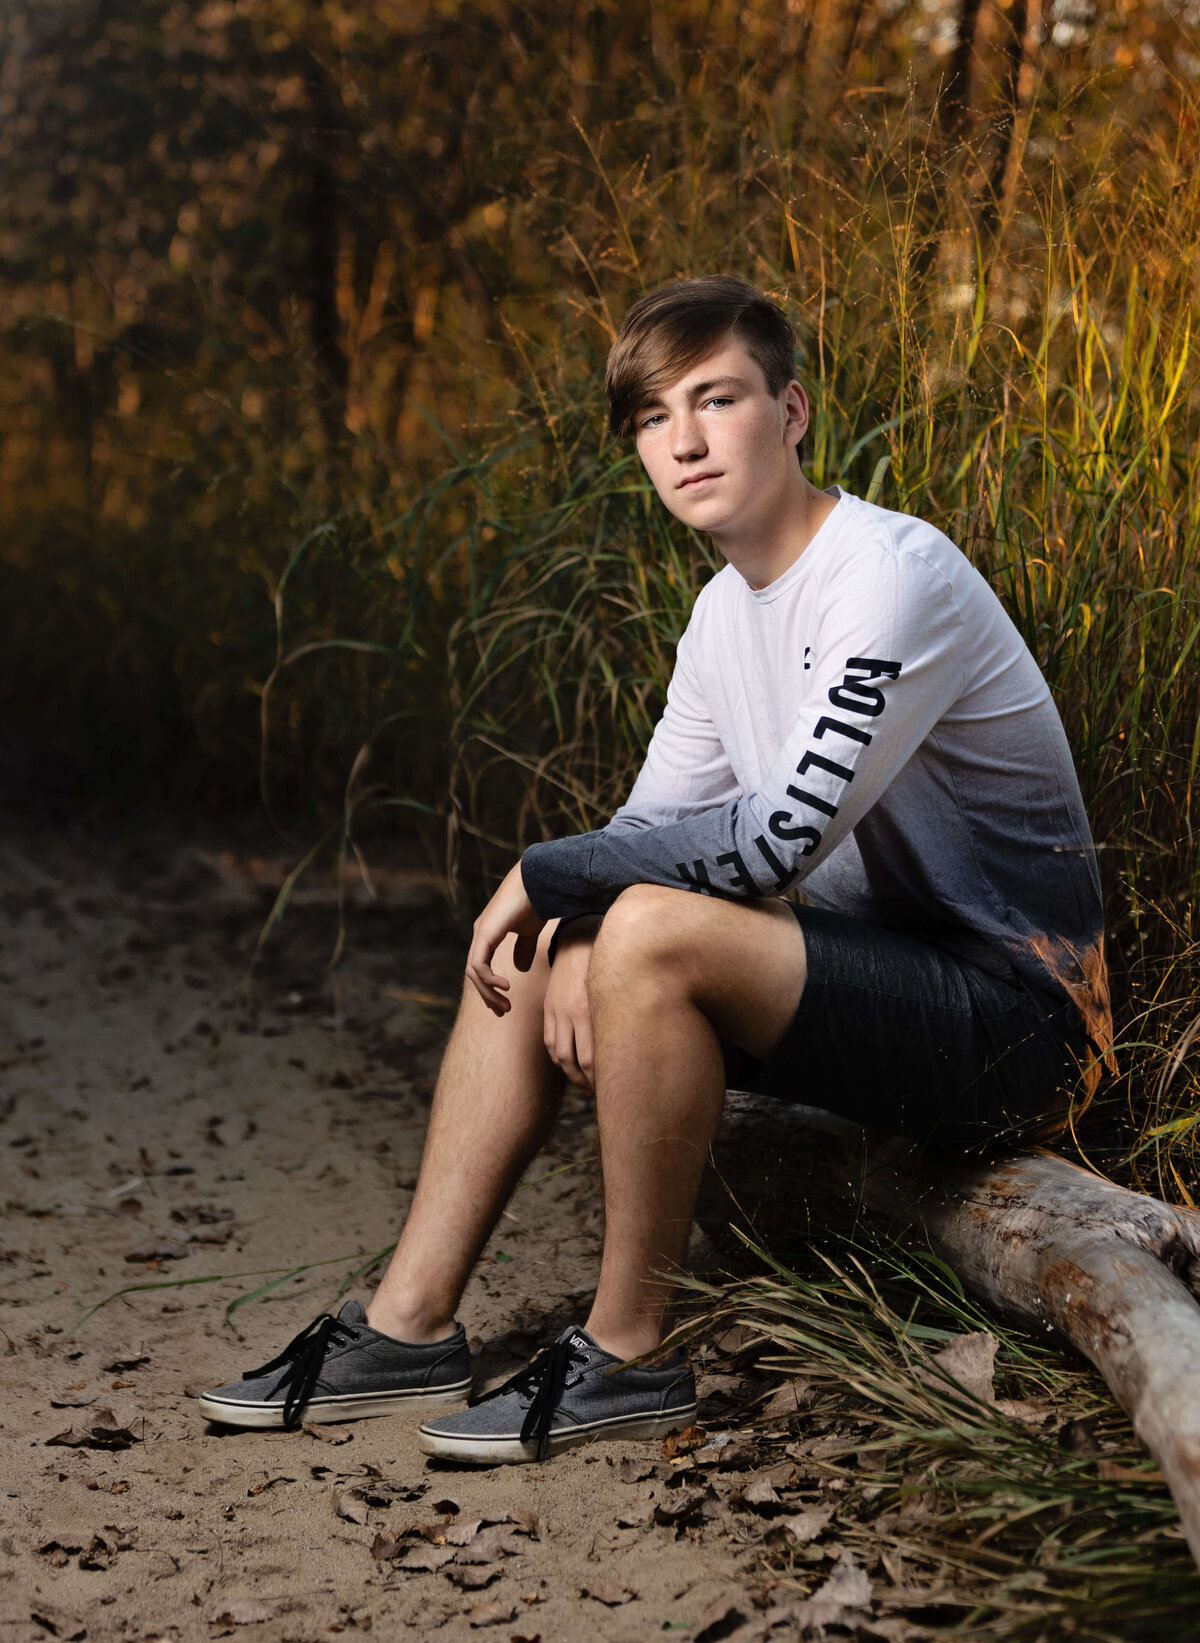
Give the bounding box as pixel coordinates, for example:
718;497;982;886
588;886;806;1059
592;882;790;976
587;886;737;1023
591;884;696;971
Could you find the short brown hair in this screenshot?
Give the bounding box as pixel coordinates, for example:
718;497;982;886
605;275;798;439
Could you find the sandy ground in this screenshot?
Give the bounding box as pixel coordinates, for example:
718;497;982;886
0;826;771;1643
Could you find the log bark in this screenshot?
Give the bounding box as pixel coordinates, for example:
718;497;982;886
702;1095;1200;1570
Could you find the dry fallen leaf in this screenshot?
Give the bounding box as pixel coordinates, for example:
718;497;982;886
760;1459;797;1487
809;1552;873;1616
205;1600;273;1626
759;1377;815;1421
45;1410;140;1452
695;1372;743;1400
741;1475;781;1510
715;1440;757;1472
442;1518;484;1546
465;1600;517;1628
50;1390;98;1409
123;1242;189;1263
454;1525;524;1565
246;1476;294;1497
654;1486;708;1526
918;1331;998;1405
445;1566;499;1590
615;1500;655;1529
37;1534;87;1554
302;1423;353;1445
617;1456;657;1484
334;1491;369;1525
1096;1459;1166;1483
713;1324;760;1354
79;1535;114;1572
994;1397;1055;1427
662;1425;706;1459
779;1506;834;1545
102;1354;150;1372
692;1432;733;1464
399;1544;456;1572
693;1593;748;1641
581;1580;635;1606
30;1606;87;1639
370;1531;401;1562
353;1478;408;1508
507;1508;547;1539
45;1428;90;1450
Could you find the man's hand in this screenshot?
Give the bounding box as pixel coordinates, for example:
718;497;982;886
466;860;545;1015
542;914;602;1089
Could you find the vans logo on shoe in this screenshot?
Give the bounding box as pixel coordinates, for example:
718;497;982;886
569;1333;590;1352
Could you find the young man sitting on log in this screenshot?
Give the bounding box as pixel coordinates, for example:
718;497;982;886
200;276;1112;1462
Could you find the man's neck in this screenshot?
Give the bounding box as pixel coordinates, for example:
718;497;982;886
713;472;839;592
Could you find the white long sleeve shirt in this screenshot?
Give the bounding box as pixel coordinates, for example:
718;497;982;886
521;488;1112;1056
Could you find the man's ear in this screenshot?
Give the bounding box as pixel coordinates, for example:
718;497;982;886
782;380;809;448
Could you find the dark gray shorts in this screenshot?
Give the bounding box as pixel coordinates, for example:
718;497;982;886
725;903;1091;1152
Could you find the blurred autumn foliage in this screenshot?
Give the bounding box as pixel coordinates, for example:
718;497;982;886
0;0;1196;816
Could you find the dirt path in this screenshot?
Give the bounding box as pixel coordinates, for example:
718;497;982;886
0;828;759;1643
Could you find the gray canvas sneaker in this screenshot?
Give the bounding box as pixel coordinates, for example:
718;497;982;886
417;1325;696;1464
198;1301;472;1430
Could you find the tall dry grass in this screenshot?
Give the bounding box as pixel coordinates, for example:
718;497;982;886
266;94;1200;1197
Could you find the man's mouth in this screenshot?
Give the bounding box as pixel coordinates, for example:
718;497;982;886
677;472;721;489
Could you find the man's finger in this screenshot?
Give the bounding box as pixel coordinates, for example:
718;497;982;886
467;966;509;1014
561;1045;585;1087
574;1005;595;1090
466;932;512;1014
546;1022;580;1085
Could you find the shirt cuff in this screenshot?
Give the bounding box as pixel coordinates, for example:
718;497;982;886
520;835;607;921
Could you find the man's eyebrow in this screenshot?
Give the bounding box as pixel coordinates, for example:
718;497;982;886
636;375;753;413
685;375;752;399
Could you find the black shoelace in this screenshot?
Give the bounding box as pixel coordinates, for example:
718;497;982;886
243;1312;359;1431
470;1336;590;1461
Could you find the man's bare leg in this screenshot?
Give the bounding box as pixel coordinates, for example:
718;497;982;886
583;884;807;1361
366;925;564;1343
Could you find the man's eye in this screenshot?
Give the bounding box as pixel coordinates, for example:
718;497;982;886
704;397;733;409
639;413;665;428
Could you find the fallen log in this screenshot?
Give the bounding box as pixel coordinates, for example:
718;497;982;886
700;1095;1200;1570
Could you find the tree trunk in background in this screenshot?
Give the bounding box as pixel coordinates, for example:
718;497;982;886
305;4;349;481
978;0;1033;250
701;1095;1200;1574
942;0;985;137
837;0;867;76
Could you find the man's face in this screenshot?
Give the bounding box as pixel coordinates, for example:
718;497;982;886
632;336;808;537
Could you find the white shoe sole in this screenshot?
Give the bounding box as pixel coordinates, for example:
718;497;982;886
417;1402;698;1464
198;1379;472;1429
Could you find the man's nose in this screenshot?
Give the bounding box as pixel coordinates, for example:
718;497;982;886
671;410;706;459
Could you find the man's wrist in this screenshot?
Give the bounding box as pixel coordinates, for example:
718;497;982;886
546;912;602;966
